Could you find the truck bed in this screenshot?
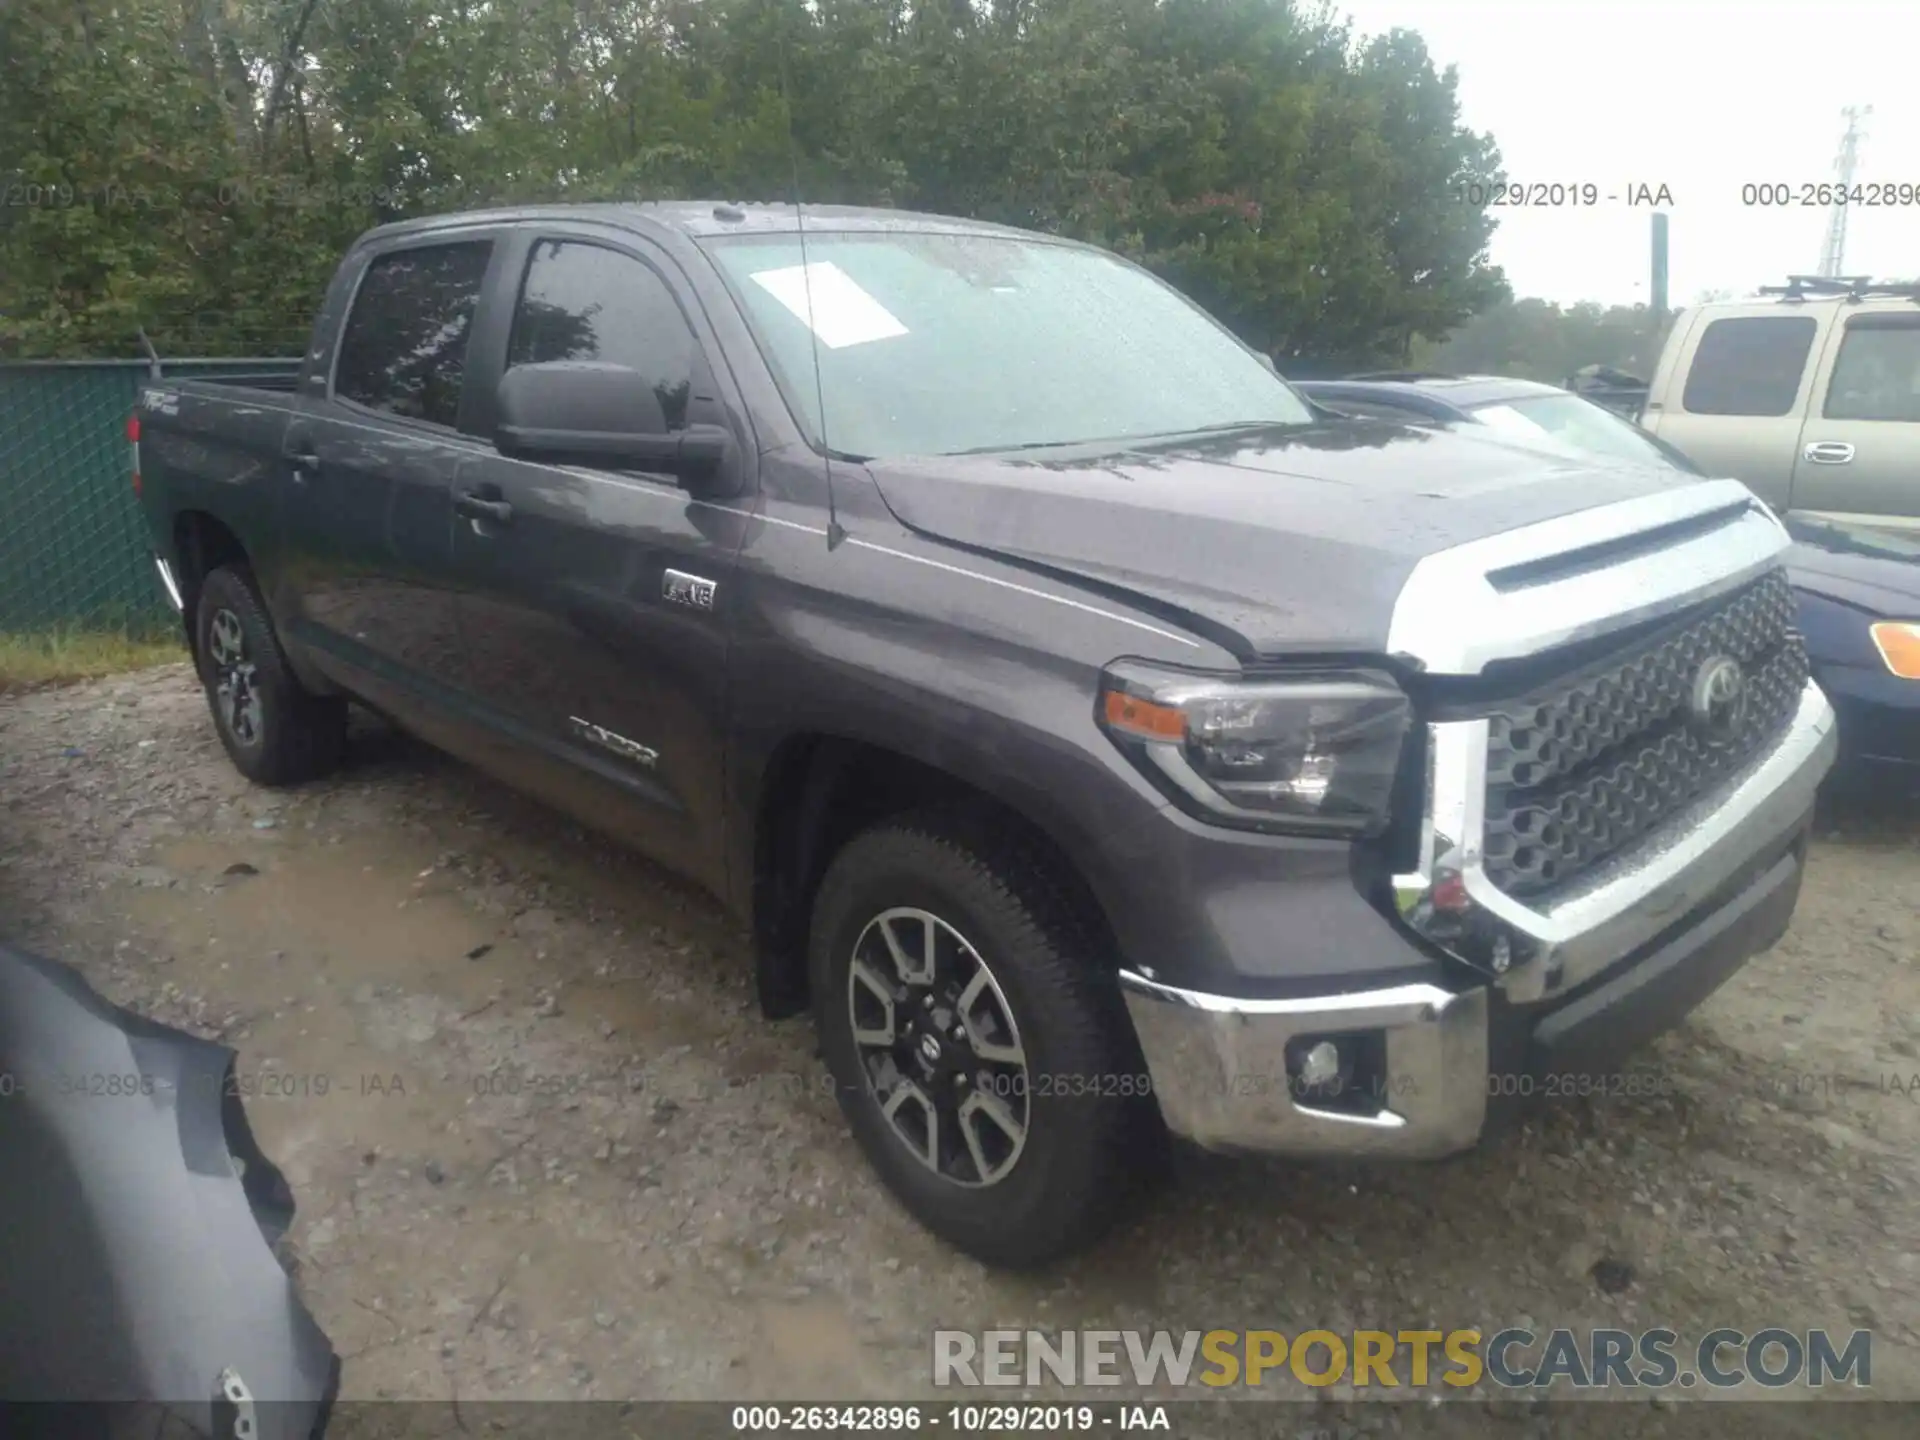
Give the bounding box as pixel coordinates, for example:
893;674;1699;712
136;370;307;569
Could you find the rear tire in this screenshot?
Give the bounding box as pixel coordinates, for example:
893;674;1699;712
808;806;1161;1268
193;564;346;786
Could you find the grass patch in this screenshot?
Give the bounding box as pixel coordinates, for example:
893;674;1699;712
0;623;186;693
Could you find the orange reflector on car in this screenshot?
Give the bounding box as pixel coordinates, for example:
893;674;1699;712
1871;622;1920;679
1102;690;1186;740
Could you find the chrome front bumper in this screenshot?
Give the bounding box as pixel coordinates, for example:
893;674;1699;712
1119;679;1836;1159
1120;975;1491;1158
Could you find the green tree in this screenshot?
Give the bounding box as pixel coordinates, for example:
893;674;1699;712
1409;296;1672;384
2;0;1511;365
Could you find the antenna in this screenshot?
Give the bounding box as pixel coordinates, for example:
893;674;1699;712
1818;105;1871;278
779;42;845;551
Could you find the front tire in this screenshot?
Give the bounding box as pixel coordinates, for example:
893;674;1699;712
194;565;346;786
808;807;1160;1267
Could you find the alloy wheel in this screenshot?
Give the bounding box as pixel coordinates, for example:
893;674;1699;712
207;608;264;747
845;906;1031;1188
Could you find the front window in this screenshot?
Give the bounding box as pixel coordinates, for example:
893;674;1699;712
704;230;1311;458
1465;394;1688;471
508;240;702;430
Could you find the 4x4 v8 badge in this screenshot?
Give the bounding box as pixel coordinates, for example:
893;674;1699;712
663;569;717;610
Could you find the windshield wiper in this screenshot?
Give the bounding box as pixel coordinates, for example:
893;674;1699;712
1176;419;1303;434
941;419;1303;458
941;439;1093;457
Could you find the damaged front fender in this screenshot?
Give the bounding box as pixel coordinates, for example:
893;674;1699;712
0;942;337;1437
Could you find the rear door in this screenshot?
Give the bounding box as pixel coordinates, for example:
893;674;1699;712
1641;307;1823;508
446;228;753;893
1790;308;1920;531
281;231;507;718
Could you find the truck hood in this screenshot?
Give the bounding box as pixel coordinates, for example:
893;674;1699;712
863;419;1696;657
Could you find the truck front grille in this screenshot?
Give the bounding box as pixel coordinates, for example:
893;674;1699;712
1479;568;1806;900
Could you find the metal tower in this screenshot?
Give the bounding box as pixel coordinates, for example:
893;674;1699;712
1818;106;1871;278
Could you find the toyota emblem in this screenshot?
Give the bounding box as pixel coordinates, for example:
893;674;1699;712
1689;655;1747;739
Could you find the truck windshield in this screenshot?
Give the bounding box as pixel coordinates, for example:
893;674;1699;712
705;230;1311;459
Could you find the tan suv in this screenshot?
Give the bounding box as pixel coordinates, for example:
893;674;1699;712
1643;276;1920;532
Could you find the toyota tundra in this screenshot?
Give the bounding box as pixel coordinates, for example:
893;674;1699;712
132;202;1837;1267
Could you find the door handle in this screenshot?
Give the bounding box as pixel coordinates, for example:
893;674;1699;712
285;446;320;478
1803;441;1855;464
454;490;514;524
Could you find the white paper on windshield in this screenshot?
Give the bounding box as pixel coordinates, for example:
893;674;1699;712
749;262;908;349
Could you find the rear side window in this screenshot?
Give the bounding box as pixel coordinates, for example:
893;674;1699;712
334;241;493;427
507;240;701;430
1823;314;1920;422
1680;315;1817;417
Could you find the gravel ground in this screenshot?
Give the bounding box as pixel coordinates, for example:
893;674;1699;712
2;664;1917;1420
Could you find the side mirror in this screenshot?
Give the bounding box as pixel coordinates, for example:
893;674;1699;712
494;361;732;487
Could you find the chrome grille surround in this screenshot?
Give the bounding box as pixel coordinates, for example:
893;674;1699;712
1386;480;1837;1004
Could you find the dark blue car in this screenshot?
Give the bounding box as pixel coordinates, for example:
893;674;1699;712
1296;373;1920;791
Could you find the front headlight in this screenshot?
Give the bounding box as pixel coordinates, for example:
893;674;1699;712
1097;661;1413;837
1870;621;1920;679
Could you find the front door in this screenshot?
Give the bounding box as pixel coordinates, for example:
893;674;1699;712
1791;309;1920;532
449;233;752;893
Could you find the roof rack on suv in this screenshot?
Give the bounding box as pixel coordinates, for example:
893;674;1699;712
1758;274;1920;304
1342;370;1460;382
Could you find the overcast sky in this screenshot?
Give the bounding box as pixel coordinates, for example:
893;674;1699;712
1335;0;1920;307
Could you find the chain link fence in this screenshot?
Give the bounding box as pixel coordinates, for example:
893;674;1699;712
0;357;301;633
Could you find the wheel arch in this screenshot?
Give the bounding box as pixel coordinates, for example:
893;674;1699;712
746;733;1123;1019
171;510;250;662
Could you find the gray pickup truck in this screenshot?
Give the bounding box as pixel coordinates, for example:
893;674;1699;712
134;201;1836;1267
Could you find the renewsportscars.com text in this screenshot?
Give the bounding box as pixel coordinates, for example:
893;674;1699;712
932;1327;1872;1391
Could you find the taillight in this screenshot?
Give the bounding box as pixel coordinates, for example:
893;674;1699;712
128;412;142;496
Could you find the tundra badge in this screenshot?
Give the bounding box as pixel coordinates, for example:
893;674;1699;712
568;716;660;768
663;569;717;610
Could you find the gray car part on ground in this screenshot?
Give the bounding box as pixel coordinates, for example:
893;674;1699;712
0;941;337;1437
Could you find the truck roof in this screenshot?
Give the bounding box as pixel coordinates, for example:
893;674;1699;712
359;200;1056;248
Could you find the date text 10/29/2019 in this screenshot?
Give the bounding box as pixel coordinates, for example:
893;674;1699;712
1451;182;1674;207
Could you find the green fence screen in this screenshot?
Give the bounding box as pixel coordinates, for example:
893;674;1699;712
0;358;301;632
